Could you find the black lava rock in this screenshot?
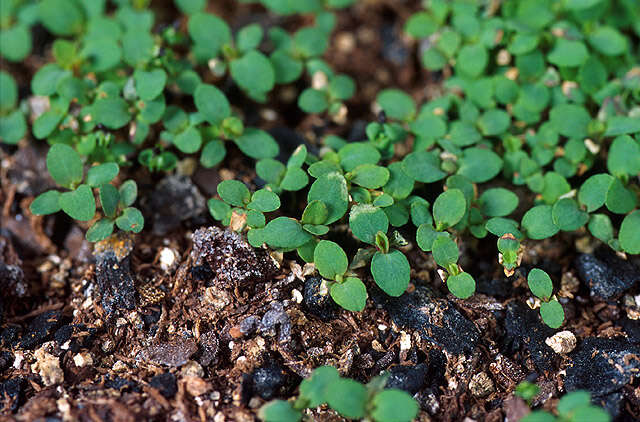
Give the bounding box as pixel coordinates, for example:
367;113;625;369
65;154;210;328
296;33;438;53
19;310;63;349
503;302;555;373
476;277;515;299
303;276;338;321
386;363;429;394
95;249;137;313
147;175;206;236
0;324;21;347
150;372;177;398
104;375;140;393
380;286;480;355
565;337;640;397
190;263;214;282
621;318;640;344
381;25;408;65
250;364;291;400
575;249;638;300
0;377;24;412
54;325;74;346
0;351;12;372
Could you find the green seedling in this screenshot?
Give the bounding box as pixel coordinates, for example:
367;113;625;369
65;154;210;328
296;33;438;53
516;383;610;422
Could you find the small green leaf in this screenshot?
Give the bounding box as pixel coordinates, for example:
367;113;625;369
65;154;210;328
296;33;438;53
604;117;640;137
0;110;27;144
416;224;449;252
330;277;367;312
402;150;446;183
404;11;437;38
349;164;389;189
248;189;280;212
217;180;250;207
30;190;61;215
620;211;640;255
578;174;614;212
607;135;640;178
0;24;32;62
194;84;231;125
314;240;348;280
230;50;275;94
0;71;17;113
60;184;96;221
540;299;564;328
236;23;263;52
293;27;328;57
549;104;591;139
552;198;588;231
93;98;131;130
479;188;519;217
370;389;419;422
432;236;459;268
280;167;309;191
302;200;328;225
134;69;167;101
175;0;206;14
115;207;144;233
246;209;265;228
522;205;559;240
188;12;231;58
478;109;511;136
447;272;475;299
234;128;279;159
376;89;416;121
527;268;553;301
328;74;355;100
349;204;389;245
338;142;380;172
308;172;348;225
86;219;115;242
325;379;367;420
457;147;503;183
299;366;340;408
33;109;63;139
433;189;466;230
258;400;301;422
456;44;488;78
371;249;410;297
47;144;83;188
557;391;592;416
298;88;328;113
588;214;614;244
200;140;226;168
548;39;588;67
486;217;523;239
119;180;137;207
588;26;627;56
263;217;311;250
39;0;84;36
207;198;231;221
174;126;202;154
87;163;119;187
303;224;329;235
99;184;120;218
605;178;636;214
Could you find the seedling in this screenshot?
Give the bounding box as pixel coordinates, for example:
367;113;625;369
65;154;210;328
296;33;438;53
259;366;418;422
527;269;565;329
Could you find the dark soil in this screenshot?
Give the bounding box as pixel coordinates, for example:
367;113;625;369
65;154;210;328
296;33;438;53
2;1;640;422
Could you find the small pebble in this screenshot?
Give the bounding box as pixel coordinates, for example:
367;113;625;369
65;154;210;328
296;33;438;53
73;352;93;368
545;331;577;354
31;348;64;386
469;372;494;398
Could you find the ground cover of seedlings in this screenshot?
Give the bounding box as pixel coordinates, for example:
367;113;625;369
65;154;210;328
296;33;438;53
1;1;640;421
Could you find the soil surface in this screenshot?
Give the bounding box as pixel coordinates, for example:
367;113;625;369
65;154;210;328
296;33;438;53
2;1;640;422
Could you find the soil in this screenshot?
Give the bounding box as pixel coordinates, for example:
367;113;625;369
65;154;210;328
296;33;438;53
2;1;640;422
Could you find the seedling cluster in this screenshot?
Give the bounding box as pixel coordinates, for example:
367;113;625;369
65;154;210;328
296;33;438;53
1;0;639;331
516;382;610;422
258;366;418;422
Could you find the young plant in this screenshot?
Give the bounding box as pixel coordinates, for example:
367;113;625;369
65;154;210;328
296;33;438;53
527;269;564;329
519;387;610;422
258;366;418;422
30;144;143;242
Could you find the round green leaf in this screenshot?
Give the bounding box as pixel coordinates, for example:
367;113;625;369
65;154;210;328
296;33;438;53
522;205;559;240
330;276;367;312
47;144;83;188
259;399;302;422
314;240;348;280
32;64;69;96
298;88;328;113
115;207;144;233
119;180;137;207
349;164;390;189
457;147;503;183
30;190;61;215
371;389;419;422
293;27;328;57
39;0;84;36
270;49;303;84
194;84;231;125
605;178;636;214
589;26;627;56
478;109;511;136
588;214;614;244
174;126;202;153
383;162;414;200
175;0;206;14
263;217;311;250
432;236;459;268
0;24;32;62
93;98;131;129
620;211;640;254
200;139;226;168
371;249;410;297
416;224;449;252
578;174;614;212
456;44;488;78
604;117;640;137
479;188;519;217
433;189;466;230
299;366;340;408
237;23;263;52
338;142;380;172
60;185;96;221
0;71;17;112
234;128;279;159
328;75;355;100
402;150;446;183
248;189;280;212
86;219;115;242
230;50;275;94
280;167;309;191
325;379;367;420
246;209;265;228
349;204;389;245
549;104;591;139
308;172;348;225
122;30;154;66
540;299;564;328
376;89;416;121
302;200;328;225
447;272;476;299
207;198;231;221
0;110;27;144
188;12;231;58
99;184;120;218
527;268;553;300
217;180;250;207
548;39;588;67
607;135;640;178
134;69;167;101
552;198;588;231
486;217;523;239
405;12;438;38
86;163;119;187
